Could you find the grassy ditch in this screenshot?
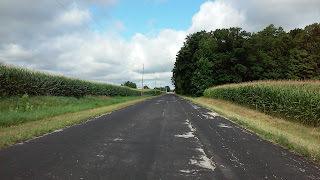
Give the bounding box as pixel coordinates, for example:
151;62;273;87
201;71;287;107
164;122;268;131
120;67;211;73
0;95;152;148
183;96;320;163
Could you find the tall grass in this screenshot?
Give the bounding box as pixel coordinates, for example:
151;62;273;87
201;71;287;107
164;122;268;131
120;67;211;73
204;80;320;126
0;63;141;97
0;95;143;127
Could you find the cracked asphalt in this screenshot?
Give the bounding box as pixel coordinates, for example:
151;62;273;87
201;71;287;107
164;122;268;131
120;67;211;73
0;94;319;179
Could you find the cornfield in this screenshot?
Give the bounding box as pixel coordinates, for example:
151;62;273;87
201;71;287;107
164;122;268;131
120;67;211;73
0;63;142;97
204;80;320;127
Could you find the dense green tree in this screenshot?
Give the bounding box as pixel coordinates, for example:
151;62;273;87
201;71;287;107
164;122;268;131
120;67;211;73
121;81;137;89
293;23;320;79
165;86;171;92
172;23;320;96
172;31;209;95
190;58;214;96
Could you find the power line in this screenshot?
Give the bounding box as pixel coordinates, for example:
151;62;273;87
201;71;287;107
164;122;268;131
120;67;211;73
73;1;108;31
55;0;113;37
54;0;92;35
55;0;71;13
141;64;144;96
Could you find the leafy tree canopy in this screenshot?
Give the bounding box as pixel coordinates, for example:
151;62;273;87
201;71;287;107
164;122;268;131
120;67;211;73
121;81;137;89
165;86;171;92
172;23;320;96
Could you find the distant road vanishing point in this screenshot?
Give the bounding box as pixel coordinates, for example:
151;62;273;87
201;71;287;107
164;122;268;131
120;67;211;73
0;94;319;179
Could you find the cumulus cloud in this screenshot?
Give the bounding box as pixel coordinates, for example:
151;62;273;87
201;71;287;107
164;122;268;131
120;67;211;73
188;1;246;33
53;6;91;27
0;44;33;60
0;0;185;88
0;0;319;89
189;0;320;33
242;0;320;31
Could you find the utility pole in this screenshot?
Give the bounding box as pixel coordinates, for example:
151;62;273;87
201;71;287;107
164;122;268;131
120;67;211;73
141;64;144;96
154;77;157;95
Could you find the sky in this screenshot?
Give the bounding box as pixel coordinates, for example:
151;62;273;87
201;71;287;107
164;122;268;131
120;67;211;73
0;0;319;89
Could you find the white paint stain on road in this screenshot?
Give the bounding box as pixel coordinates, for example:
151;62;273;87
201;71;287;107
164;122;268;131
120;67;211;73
190;148;216;171
207;112;219;117
218;123;232;128
113;138;123;141
179;170;191;173
175;119;196;138
162;109;165;117
176;119;216;173
97;154;104;158
191;104;200;110
175;132;195;138
202;114;214;119
202;112;220;120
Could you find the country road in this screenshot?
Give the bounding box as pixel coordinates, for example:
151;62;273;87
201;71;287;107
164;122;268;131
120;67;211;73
0;94;319;179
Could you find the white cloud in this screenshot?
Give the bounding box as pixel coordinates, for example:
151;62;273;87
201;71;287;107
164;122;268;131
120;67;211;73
128;29;186;75
0;44;33;63
54;6;91;27
1;0;320;89
188;1;246;33
189;0;320;33
0;27;185;87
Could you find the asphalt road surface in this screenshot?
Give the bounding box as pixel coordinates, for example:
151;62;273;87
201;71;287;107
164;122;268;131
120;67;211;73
0;94;319;179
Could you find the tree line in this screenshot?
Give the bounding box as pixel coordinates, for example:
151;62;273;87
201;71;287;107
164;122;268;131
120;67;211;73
172;23;320;96
121;81;171;92
121;81;148;89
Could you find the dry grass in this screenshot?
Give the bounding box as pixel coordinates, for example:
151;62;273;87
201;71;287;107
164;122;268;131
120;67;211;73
0;97;152;148
184;96;320;163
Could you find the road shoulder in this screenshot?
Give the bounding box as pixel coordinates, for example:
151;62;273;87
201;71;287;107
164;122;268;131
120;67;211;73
181;96;320;164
